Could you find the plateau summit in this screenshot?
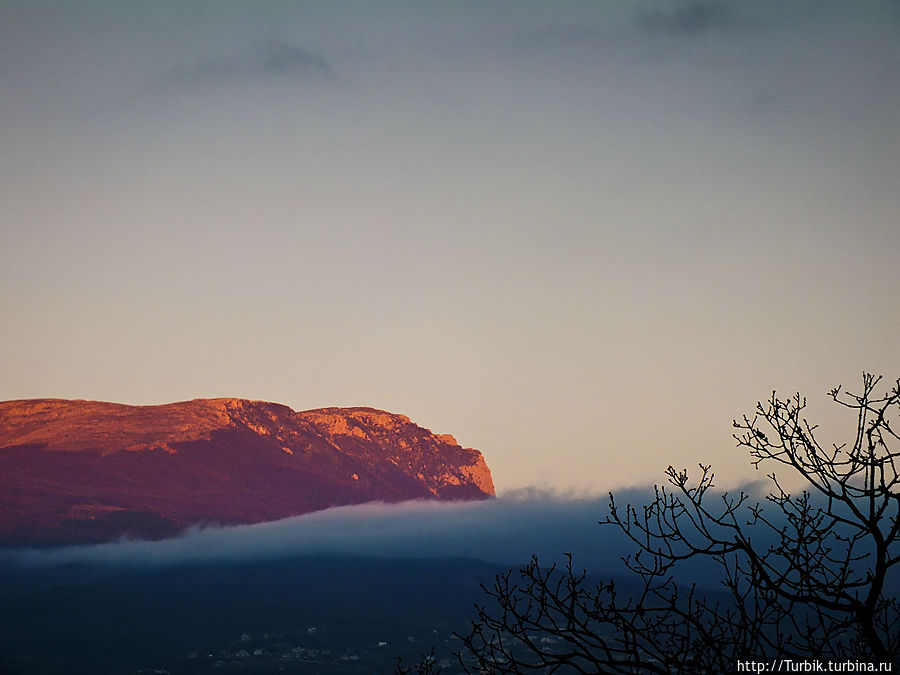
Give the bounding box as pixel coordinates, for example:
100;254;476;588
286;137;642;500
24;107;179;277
0;398;494;545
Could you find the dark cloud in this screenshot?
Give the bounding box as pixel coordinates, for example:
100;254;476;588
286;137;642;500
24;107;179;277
638;1;744;35
161;40;331;89
256;40;330;76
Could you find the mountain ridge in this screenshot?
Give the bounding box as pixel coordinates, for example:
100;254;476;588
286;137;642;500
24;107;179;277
0;397;494;546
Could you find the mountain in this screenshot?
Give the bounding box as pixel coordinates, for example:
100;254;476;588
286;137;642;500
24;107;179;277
0;398;494;545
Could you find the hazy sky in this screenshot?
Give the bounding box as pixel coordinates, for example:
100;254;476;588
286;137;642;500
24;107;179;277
2;1;898;493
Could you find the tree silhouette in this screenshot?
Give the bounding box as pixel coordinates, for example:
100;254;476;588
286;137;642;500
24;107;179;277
456;373;900;673
395;646;443;675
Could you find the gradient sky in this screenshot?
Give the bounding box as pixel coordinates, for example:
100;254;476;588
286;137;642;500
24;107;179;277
2;1;898;494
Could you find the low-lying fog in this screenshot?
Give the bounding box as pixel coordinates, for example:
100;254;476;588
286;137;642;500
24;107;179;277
4;492;627;568
3;486;773;584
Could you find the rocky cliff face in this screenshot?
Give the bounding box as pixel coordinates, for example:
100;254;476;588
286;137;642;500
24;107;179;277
0;398;494;545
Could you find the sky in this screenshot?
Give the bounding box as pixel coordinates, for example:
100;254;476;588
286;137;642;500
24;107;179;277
2;1;899;494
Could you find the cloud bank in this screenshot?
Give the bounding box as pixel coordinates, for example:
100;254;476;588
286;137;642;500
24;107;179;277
6;481;895;595
5;492;633;571
3;483;778;585
159;40;332;92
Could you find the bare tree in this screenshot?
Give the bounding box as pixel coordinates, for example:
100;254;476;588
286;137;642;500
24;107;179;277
457;373;900;672
396;646;443;675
